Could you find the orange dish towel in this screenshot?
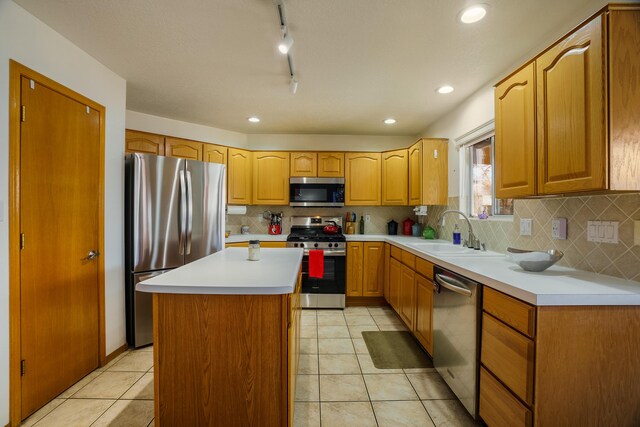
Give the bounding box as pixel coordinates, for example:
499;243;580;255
308;250;325;279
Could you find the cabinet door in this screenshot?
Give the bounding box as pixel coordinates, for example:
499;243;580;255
252;152;290;205
345;152;381;205
125;129;165;155
408;141;422;205
318;152;344;177
363;242;384;297
399;265;415;330
165;137;203;161
382;149;409;206
495;63;536;198
346;242;364;297
415;274;434;355
536;15;605;194
383;243;391;302
421;139;448;205
227;148;252;205
290;152;317;177
203;143;227;165
388;257;402;312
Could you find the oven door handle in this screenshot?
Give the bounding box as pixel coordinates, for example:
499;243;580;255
303;249;346;257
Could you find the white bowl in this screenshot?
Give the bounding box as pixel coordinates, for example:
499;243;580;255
507;248;564;272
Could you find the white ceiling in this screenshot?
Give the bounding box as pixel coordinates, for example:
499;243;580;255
15;0;603;135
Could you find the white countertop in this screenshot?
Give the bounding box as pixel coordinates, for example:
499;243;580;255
137;247;304;295
226;234;640;306
226;233;288;243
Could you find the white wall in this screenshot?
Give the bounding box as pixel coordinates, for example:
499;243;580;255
127;110;415;151
0;1;127;423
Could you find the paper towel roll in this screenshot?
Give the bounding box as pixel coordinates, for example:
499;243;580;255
226;205;247;215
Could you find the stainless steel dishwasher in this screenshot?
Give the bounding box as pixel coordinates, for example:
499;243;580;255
433;266;482;419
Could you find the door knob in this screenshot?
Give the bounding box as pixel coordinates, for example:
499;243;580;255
83;250;100;261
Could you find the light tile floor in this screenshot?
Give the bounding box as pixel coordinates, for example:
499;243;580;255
23;306;479;427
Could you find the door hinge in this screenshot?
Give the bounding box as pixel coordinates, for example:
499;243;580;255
21;105;26;122
20;360;25;376
20;233;25;250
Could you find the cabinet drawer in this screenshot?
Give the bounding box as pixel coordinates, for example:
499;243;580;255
391;245;402;260
481;314;535;405
415;258;433;280
484;287;536;338
480;367;533;427
401;251;416;269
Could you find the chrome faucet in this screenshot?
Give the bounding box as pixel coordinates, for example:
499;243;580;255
436;210;482;250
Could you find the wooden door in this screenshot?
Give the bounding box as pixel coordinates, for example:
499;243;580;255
415;274;434;355
421;139;448;205
290;152;317;177
317;152;344;177
363;242;384;297
20;77;101;417
388;257;402;312
383;243;391;301
346;242;363;296
203;143;227;164
382;149;409;206
345;152;381;205
228;148;252;205
165;137;203;161
399;265;415;330
125;129;165;155
536;15;605;194
252;152;290;205
495;63;536;198
408;141;422;205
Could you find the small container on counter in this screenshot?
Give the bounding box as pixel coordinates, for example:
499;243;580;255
248;240;260;261
241;225;250;234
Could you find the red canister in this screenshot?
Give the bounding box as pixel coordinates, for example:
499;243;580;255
402;218;415;236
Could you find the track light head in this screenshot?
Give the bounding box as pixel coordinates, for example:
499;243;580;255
289;77;298;94
278;34;294;54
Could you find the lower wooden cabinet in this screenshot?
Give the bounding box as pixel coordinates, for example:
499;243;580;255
414;273;434;355
287;274;302;427
399;264;415;330
383;243;391;300
479;367;532;427
388;257;402;312
347;242;384;297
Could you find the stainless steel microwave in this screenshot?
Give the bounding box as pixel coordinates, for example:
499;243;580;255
289;177;345;207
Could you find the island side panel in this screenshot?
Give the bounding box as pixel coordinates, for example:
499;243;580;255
534;306;640;426
154;293;285;426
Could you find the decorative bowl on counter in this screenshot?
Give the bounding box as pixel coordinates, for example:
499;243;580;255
507;247;564;272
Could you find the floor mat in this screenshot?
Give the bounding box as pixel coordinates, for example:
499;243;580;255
362;331;433;369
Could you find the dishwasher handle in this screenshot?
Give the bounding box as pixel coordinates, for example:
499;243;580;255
435;273;473;297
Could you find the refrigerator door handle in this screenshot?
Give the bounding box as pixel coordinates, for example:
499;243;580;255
185;169;193;255
179;170;187;255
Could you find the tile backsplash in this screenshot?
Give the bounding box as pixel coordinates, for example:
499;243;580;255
425;194;640;282
226;206;416;236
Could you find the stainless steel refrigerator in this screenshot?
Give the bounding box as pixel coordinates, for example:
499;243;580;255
125;153;226;348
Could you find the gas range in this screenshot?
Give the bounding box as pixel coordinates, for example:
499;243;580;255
286;216;346;309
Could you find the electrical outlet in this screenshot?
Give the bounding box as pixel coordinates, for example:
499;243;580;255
551;218;567;240
365;215;371;222
258;214;263;223
520;219;533;236
587;221;619;243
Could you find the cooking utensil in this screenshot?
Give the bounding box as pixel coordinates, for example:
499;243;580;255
323;220;339;235
507;247;564;272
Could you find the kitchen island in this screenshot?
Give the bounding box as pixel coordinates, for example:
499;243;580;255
137;247;304;427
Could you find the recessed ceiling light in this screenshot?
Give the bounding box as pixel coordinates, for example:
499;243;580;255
459;5;487;24
247;116;260;123
384;118;397;125
437;86;454;94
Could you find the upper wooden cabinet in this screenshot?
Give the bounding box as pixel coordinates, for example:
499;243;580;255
228;148;252;205
253;152;290;205
495;8;640;197
164;137;203;161
537;15;605;195
345;152;381;206
290;152;317;177
203;144;227;165
125;130;165;155
408;141;421;205
495;63;536;198
420;139;449;205
382;149;409;206
318;152;345;177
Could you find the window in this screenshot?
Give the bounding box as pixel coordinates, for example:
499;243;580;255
467;135;513;217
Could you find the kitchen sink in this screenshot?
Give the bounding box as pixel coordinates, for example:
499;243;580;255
407;242;503;257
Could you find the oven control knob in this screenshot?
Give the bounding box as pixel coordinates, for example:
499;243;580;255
294;243;298;248
314;243;319;248
328;243;333;248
